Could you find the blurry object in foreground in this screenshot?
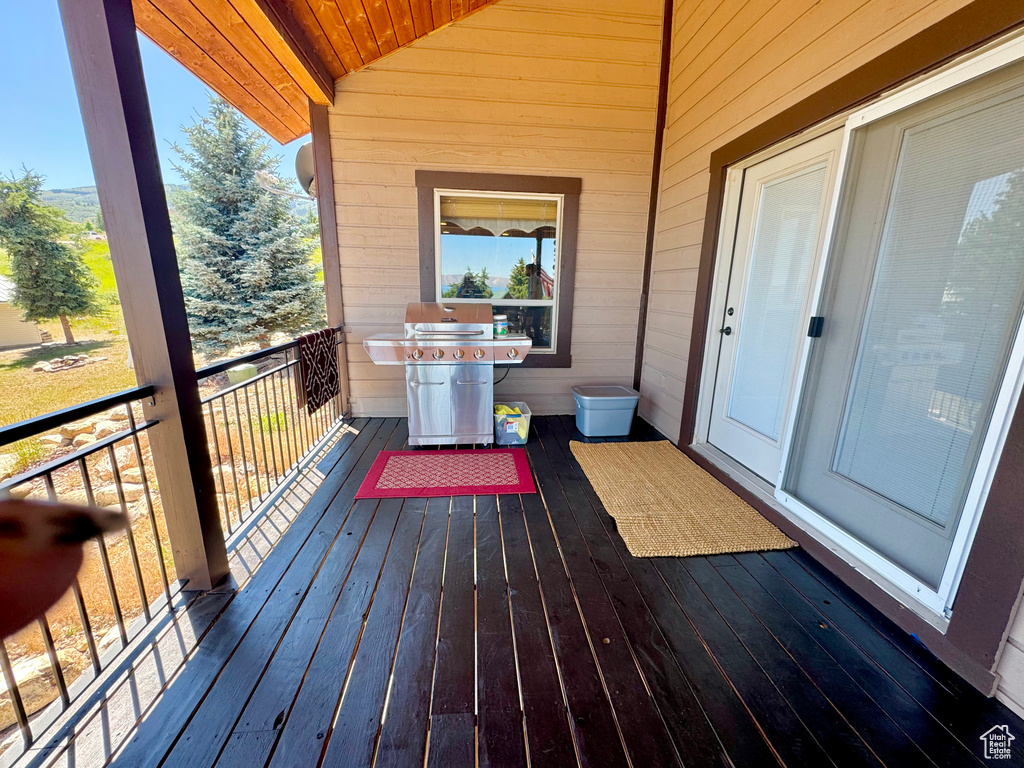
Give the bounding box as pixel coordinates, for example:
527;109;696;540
0;499;125;638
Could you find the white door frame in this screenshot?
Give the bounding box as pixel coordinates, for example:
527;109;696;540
697;30;1024;620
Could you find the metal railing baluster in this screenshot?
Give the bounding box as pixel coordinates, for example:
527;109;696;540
106;444;150;622
282;368;300;470
260;376;280;483
219;394;243;527
42;469;102;676
0;640;31;748
269;369;292;471
37;616;69;706
233;389;255;517
205;400;231;533
247;381;270;502
126;404;171;605
78;458;128;647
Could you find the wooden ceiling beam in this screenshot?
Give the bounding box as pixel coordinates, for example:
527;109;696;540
134;0;302;142
232;0;336;105
297;0;364;73
146;0;308;134
334;0;384;63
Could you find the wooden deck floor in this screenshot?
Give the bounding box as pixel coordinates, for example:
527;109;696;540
37;416;1024;767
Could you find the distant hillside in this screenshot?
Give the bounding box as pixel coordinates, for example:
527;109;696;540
41;185;314;225
40;185;185;225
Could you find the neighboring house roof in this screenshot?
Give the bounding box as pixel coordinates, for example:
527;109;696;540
0;275;15;304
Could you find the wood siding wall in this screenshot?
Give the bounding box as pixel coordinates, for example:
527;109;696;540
638;0;975;440
0;304;40;349
328;0;663;416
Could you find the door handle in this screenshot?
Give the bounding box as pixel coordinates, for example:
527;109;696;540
720;326;732;336
410;380;444;387
455;380;487;386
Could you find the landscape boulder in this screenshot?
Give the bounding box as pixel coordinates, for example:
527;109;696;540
0;454;18;483
59;420;94;441
73;433;98;449
0;649;89;730
91;420;123;440
94;483;145;507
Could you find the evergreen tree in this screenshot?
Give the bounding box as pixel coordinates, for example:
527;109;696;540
0;171;97;344
506;257;529;299
173;97;324;353
442;267;492;299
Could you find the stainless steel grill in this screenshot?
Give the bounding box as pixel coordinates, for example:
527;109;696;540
363;302;532;445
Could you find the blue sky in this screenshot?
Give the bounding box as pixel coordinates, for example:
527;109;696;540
0;2;306;190
440;235;555;283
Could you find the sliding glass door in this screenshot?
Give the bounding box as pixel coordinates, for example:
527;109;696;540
701;49;1024;609
784;60;1024;589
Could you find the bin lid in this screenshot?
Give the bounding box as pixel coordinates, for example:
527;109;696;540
571;385;640;399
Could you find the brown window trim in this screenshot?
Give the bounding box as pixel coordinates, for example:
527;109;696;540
415;170;581;369
678;0;1024;694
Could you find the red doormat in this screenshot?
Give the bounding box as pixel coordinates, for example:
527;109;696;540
355;448;536;499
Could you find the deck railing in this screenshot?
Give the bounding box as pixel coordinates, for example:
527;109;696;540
0;330;346;763
195;330;346;537
0;386;171;760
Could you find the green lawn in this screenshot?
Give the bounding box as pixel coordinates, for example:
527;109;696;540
0;339;137;428
1;239;133;432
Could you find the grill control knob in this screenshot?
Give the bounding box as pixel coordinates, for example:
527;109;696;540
508;348;519;359
411;349;423;360
474;349;486;360
433;349;445;360
453;349;465;360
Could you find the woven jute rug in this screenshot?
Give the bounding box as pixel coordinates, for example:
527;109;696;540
570;440;796;558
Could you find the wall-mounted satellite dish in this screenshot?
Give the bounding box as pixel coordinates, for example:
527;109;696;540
295;142;316;198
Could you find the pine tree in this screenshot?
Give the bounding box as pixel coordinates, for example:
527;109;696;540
173;97;324;353
506;257;529;299
442;267;492;299
0;171;97;344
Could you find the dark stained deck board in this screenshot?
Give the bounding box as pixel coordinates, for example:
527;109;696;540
539;416;744;767
677;556;884;768
320;498;427;768
755;551;1015;767
425;496;476;767
265;497;404;766
545;415;794;768
56;416;1023;768
209;424;407;768
495;494;578;768
655;554;836;768
526;419;683;767
168;422;409;766
372;497;450;768
474;495;528;768
110;418;397;767
429;496;476;717
713;555;939;766
518;488;631;768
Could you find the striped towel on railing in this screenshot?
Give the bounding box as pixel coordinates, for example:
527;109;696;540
298;328;339;415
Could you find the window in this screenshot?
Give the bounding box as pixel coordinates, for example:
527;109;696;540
416;171;581;367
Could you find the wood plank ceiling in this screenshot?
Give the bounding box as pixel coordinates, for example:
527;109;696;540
134;0;500;143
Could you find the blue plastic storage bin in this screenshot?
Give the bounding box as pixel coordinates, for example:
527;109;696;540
571;385;640;437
